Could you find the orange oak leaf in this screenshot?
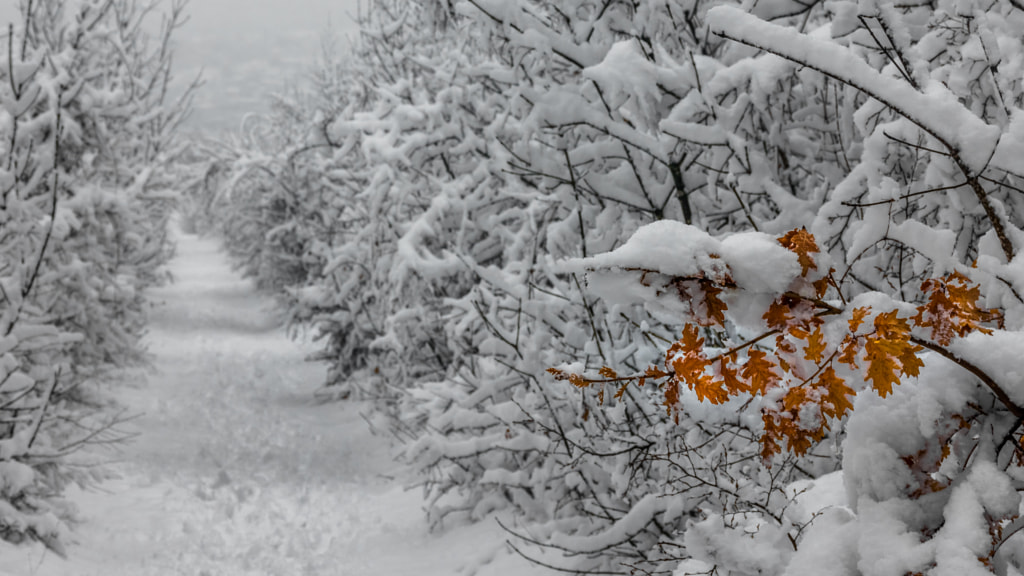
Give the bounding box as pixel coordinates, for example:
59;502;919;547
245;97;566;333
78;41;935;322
776;334;797;355
864;342;898;397
778;228;819;276
673;353;712;388
848;307;869;333
666;325;719;403
698;282;729;327
781;385;809;413
614;382;630;400
914;272;998;345
760;425;782;461
837;334;860;368
569;373;589;388
742;349;780;395
667;326;708;379
785;433;815;457
873;309;913;340
645;366;669;379
816;365;854;419
664;379;680;416
812;271;833;298
764;298;792;331
762;411;815;458
862;311;921;397
692;377;730;404
803;326;827;363
898;344;925;378
778;356;792;374
716;357;749;395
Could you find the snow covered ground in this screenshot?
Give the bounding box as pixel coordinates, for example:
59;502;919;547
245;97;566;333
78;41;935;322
0;222;534;576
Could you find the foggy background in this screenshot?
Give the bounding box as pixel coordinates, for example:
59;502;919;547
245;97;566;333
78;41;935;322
0;1;361;134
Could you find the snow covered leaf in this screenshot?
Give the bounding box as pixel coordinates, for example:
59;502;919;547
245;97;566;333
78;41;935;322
803;327;827;363
715;357;748;395
742;349;781;396
778;228;819;277
697;283;729;327
837;334;860;368
863;310;921;397
667;325;720;403
848;307;869;333
816;366;854;419
764;298;793;331
914;272;998;345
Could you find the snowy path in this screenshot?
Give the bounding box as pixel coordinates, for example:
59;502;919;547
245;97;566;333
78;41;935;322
0;224;530;576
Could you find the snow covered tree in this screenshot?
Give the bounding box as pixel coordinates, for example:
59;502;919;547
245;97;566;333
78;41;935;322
0;0;193;554
187;0;501;404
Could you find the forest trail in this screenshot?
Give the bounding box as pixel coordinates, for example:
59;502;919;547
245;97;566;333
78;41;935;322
0;221;528;576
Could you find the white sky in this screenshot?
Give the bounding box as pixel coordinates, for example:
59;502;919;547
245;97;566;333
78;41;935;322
1;0;362;133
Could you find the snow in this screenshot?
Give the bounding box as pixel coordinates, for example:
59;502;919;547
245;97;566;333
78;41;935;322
683;512;792;576
566;221;730;281
0;220;534;576
563;221;803;329
721;231;803;294
706;5;1001;174
548;493;666;553
949;330;1024;408
583;40;662;118
565;220;800;293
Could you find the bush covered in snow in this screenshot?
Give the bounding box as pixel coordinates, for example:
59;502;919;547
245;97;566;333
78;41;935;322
0;0;192;554
195;0;1024;573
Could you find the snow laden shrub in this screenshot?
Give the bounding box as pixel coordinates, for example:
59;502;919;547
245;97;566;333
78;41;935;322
268;1;510;407
193;0;1024;572
29;0;192;380
181;92;326;293
401;0;848;572
188;0;497;405
0;0;192;554
181;94;384;375
557;2;1024;574
194;0;842;572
